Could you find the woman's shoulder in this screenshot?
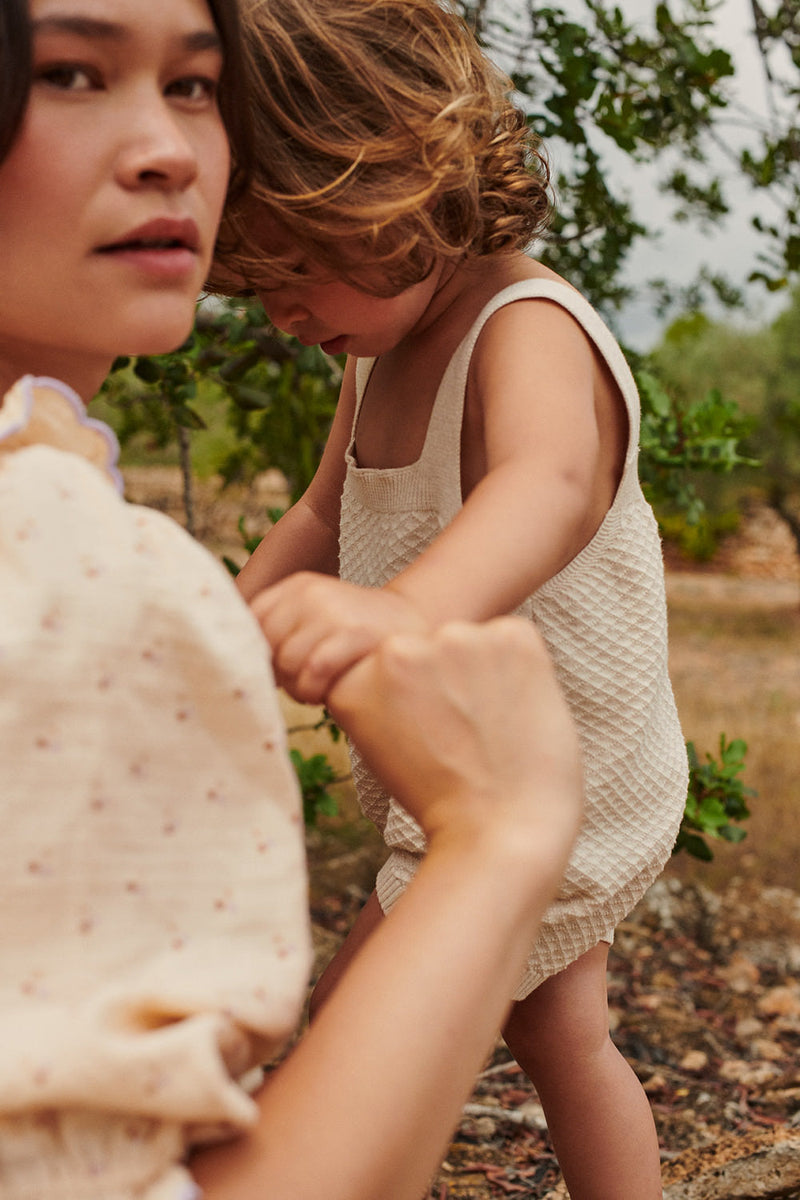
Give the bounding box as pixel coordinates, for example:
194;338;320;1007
0;376;252;636
1;375;123;492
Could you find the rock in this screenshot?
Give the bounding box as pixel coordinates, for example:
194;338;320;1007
719;952;761;993
757;985;800;1019
517;1099;548;1131
735;1016;765;1043
681;1050;710;1073
662;1128;800;1198
719;1059;781;1087
752;1038;787;1062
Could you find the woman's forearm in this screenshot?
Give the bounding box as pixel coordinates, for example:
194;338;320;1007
192;619;583;1200
191;818;572;1200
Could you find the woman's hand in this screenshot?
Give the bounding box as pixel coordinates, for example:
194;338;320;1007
328;616;583;854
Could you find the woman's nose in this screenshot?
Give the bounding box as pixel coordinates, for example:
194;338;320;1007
114;100;199;193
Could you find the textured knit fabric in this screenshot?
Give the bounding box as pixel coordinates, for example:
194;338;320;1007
0;377;312;1199
340;279;688;1000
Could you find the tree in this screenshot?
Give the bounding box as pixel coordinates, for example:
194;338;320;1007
459;0;799;321
762;284;800;547
649;285;800;558
100;298;341;533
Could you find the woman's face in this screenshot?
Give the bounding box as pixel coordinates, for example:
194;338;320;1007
0;0;231;397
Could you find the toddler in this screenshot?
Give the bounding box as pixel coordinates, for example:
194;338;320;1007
212;2;688;1195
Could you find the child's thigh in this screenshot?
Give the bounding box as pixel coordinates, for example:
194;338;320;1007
309;889;385;1019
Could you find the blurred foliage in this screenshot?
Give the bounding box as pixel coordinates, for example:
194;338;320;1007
637;369;759;526
648;284;800;558
675;736;756;861
657;509;741;561
285;712;346;827
290;750;341;827
102;297;341;510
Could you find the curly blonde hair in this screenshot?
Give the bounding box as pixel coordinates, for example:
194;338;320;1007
210;0;551;296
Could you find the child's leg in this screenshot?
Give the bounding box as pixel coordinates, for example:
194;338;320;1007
309;889;385;1021
503;943;662;1200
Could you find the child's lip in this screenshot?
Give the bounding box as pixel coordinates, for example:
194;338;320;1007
319;335;348;355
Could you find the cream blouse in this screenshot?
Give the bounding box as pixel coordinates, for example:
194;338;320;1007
0;377;311;1199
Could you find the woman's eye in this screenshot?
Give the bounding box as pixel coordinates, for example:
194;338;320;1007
167;76;218;104
36;63;97;92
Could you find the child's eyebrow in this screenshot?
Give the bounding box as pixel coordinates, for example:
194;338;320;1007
32;15;221;54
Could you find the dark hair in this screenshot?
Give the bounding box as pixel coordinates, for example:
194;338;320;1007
0;0;253;182
0;0;32;165
204;0;254;197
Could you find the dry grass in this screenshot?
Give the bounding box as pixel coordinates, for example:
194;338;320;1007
664;572;800;892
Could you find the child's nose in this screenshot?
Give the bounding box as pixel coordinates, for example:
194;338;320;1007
261;291;310;333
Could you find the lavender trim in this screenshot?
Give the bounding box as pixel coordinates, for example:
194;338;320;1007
1;375;124;494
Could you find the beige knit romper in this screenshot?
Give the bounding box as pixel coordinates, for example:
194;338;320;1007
339;279;688;1000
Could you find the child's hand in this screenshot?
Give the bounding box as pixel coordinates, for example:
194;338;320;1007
250;573;428;703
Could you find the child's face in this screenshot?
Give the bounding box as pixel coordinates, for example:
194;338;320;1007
259;273;442;358
0;0;230;393
250;217;444;358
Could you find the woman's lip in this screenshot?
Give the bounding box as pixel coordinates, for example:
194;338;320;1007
95;244;199;281
99;216;201;254
94;216;202;281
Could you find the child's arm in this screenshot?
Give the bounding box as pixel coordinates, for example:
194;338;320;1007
190;618;583;1200
255;300;626;701
234;357;359;602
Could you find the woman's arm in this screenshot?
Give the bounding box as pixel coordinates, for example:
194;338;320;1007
235;357;359;602
191;618;583;1200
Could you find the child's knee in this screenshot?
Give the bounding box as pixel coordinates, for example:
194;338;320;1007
505;948;612;1064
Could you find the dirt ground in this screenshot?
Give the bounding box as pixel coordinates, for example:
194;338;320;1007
125;468;800;1198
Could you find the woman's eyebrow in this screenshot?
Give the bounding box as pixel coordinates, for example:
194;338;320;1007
32;15;221;53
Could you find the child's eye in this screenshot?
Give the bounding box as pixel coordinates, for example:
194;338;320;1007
166;76;219;105
35;63;98;92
